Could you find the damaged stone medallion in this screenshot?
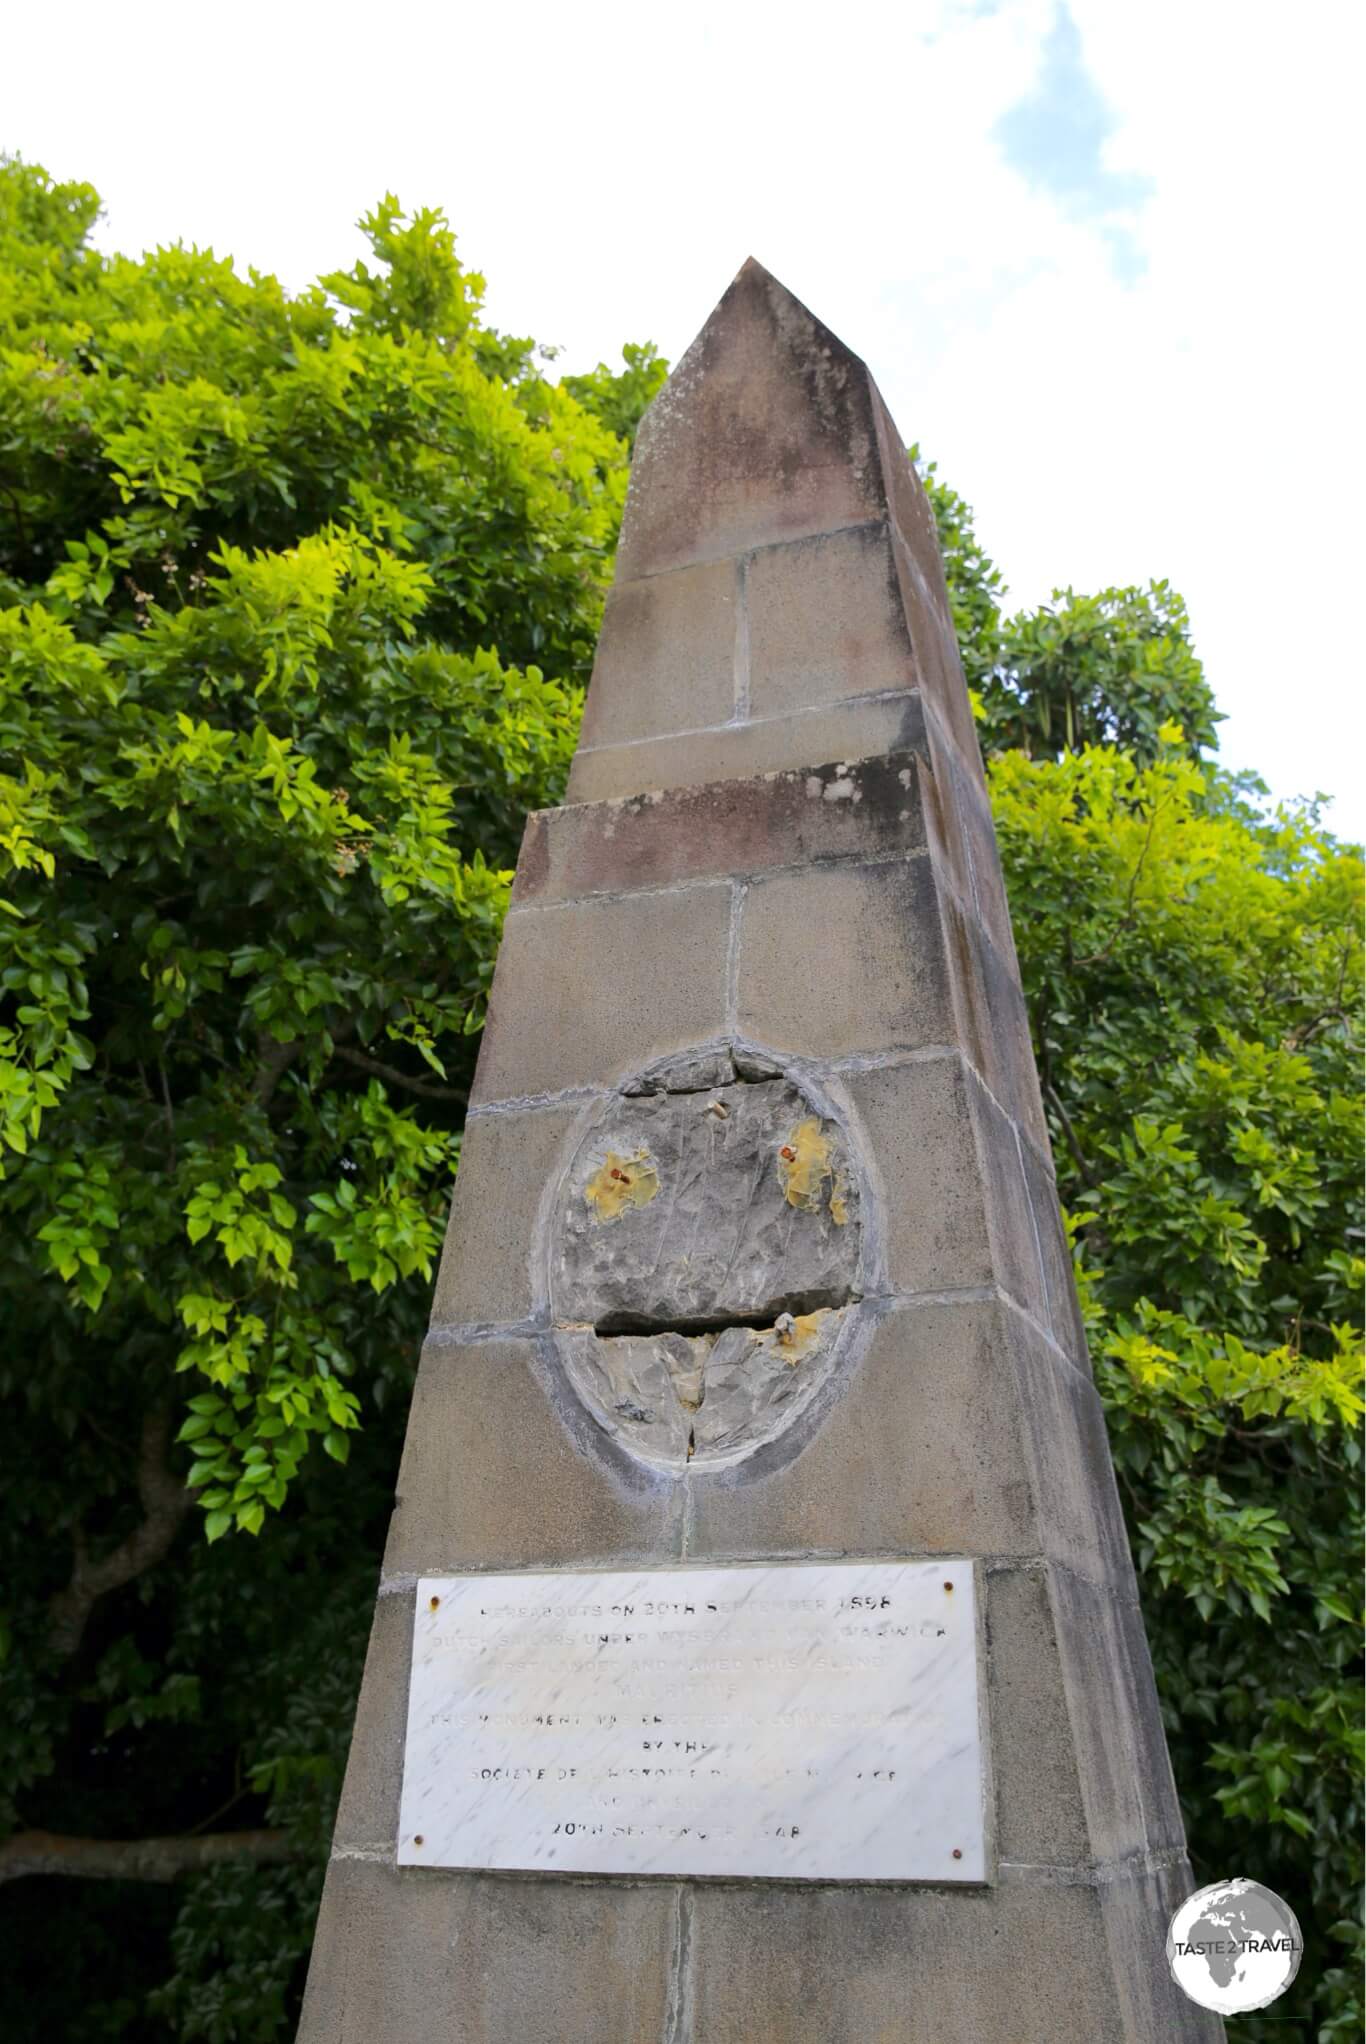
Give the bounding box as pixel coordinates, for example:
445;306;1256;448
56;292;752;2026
550;1046;867;1473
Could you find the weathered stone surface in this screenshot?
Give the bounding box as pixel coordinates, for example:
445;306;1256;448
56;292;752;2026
514;751;928;909
384;1338;679;1575
940;887;1049;1151
429;1102;579;1328
554;1075;861;1327
623;1045;737;1094
470;882;730;1106
962;1062;1051;1323
1010;1299;1136;1586
551;1068;864;1471
1102;1861;1227;2042
1050;1565;1188;1863
737;855;952;1060
616;258;887;580
1018;1127;1088;1364
684;1880;1135;2044
949;740;1021;971
985;1565;1091;1866
1007;1304;1135;1589
579;555;737;748
688;1299;1040;1560
746;522;915;716
871;389;986;780
330;1585;412;1850
559;1306;853;1473
841;1057;995;1296
917;707;978;914
565;690;927;803
300;1857;677;2044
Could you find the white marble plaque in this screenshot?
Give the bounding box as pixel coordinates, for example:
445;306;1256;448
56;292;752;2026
398;1559;986;1882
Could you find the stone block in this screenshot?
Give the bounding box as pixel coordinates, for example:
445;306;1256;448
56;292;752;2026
871;388;988;784
299;1857;677;2044
917;722;976;917
871;388;962;662
891;527;983;778
1049;1566;1188;1865
688;1299;1039;1562
958;758;1021;975
616;260;887;579
1102;1860;1226;2042
1006;1305;1133;1589
941;887;1049;1151
985;1565;1090;1867
429;1103;580;1328
565;689;928;803
580;556;737;749
918;700;1016;959
842;1057;993;1296
514;752;928;909
746;522;916;717
384;1338;680;1574
1019;1129;1089;1366
964;1064;1051;1325
331;1585;413;1851
736;856;953;1063
470;882;730;1105
685;1879;1128;2044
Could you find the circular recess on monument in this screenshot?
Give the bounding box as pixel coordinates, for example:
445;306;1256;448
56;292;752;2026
549;1045;868;1474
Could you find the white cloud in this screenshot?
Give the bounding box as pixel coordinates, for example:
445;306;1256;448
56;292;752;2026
3;0;1360;832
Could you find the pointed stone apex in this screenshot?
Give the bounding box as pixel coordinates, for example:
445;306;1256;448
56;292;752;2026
576;263;983;804
617;261;879;581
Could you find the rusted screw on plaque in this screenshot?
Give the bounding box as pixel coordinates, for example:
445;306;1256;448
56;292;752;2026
952;1848;962;1860
943;1581;954;1593
414;1835;424;1847
429;1595;441;1610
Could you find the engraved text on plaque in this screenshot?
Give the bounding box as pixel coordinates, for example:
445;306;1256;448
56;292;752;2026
398;1559;987;1882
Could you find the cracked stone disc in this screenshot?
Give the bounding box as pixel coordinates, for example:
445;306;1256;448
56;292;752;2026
549;1047;866;1472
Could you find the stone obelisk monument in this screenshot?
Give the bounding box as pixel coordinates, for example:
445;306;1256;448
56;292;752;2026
300;262;1220;2042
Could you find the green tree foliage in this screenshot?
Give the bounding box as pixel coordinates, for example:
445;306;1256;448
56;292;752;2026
921;460;1364;2042
0;158;658;2037
916;450;1221;761
564;340;668;450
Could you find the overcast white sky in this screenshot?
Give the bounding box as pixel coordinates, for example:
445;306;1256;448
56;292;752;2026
5;0;1362;835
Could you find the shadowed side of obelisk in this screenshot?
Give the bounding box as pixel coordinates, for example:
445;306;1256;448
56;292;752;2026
298;263;1222;2044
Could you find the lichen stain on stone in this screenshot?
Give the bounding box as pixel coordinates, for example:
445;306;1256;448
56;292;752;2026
584;1149;660;1223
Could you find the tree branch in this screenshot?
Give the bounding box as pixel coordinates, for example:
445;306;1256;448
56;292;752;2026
333;1044;467;1103
0;1828;297;1885
251;1035;300;1107
48;1407;190;1659
1074;793;1166;970
1046;1081;1099;1191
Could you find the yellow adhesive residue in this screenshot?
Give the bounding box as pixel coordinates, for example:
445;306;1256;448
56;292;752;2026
777;1118;832;1210
769;1309;830;1364
584;1148;660;1223
777;1120;850;1226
